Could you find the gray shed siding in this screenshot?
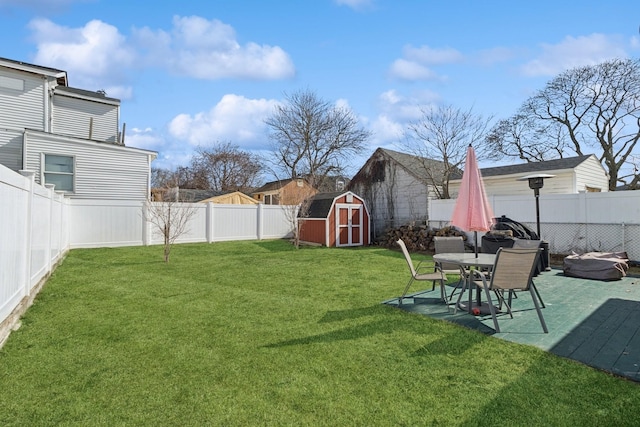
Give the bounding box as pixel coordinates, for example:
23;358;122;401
52;94;119;143
24;130;152;200
350;160;430;237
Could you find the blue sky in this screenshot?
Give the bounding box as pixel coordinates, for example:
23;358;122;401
1;0;639;177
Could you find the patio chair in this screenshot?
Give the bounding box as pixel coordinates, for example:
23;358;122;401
434;236;466;301
471;247;548;333
397;239;446;305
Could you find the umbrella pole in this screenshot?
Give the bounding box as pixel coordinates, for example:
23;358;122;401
474;231;478;257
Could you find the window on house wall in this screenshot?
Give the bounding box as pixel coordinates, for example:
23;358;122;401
585;186;601;192
43;154;75;192
0;75;24;91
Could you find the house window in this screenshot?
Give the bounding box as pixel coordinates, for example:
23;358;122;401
264;194;280;205
0;75;24;91
43;154;75;192
585;186;601;193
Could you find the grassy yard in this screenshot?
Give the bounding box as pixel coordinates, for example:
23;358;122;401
0;240;638;426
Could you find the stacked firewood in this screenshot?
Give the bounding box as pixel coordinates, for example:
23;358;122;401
378;225;467;252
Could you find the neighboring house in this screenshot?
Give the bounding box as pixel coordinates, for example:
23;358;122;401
200;191;258;205
0;57;156;200
449;154;610;197
348;148;449;238
252;178;317;205
298;191;370;247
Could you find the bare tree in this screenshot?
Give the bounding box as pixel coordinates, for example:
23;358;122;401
190;142;262;192
487;58;640;190
485;113;569;162
401;104;494;199
279;183;316;249
151;166;208;190
144;187;198;263
151;167;173;188
265;89;371;190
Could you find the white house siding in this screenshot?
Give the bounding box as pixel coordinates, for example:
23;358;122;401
574;155;609;192
450;171;577;198
0;129;24;171
51;94;119;143
449;159;609;197
0;68;46;132
0;69;47;171
24;130;153;200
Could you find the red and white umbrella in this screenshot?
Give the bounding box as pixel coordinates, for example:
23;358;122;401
450;145;494;255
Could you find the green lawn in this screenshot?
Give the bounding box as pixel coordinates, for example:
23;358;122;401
0;240;638;426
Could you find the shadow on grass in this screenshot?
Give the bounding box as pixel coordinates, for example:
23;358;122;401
318;305;381;323
262;316;487;353
264;300;492;356
393;298;498;336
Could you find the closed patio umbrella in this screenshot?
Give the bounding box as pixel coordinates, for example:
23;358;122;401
450;145;494;256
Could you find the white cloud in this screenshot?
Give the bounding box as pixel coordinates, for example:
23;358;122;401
125;127;195;170
360;89;442;150
376;89;439;121
520;33;628;77
167;94;279;149
24;15;295;99
402;45;463;65
28;18;134;97
389;44;462;81
133;15;295;80
389;59;439;81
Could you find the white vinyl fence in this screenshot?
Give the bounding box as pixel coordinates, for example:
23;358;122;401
0;167;68;346
429;191;640;261
69;200;293;248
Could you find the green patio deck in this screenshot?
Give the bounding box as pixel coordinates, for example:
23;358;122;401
383;268;640;382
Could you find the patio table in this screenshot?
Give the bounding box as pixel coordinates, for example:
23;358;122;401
433;253;496;314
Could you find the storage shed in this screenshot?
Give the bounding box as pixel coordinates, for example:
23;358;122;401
199;191;258;205
299;191;370;247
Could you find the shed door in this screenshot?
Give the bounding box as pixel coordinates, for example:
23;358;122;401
336;204;363;247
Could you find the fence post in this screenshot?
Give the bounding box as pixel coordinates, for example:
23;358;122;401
19;170;35;296
45;184;55;278
206;202;214;243
142;202;151;246
257;203;263;240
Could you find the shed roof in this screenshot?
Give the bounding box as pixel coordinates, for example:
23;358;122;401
200;191;258;204
380;148;451;182
303;192;344;218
